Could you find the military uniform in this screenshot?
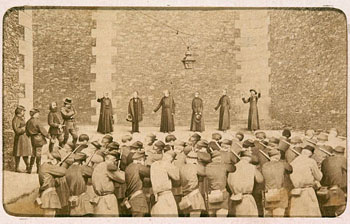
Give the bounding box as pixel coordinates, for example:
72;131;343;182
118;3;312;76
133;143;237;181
179;155;206;217
289;154;323;217
38;162;67;216
227;157;264;217
48;107;64;152
61;104;78;146
205;151;230;217
91;161;125;216
125;162;150;217
319;153;347;216
26;113;50;173
65;163;94;216
261;160;292;217
150;158;180;217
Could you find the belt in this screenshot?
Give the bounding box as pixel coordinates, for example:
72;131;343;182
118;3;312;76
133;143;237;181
96;191;114;196
186;188;200;198
157;190;172;197
129;190;143;201
41;187;56;198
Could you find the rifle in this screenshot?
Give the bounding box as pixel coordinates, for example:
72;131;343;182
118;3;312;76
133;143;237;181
86;139;102;166
231;142;242;161
58;143;87;166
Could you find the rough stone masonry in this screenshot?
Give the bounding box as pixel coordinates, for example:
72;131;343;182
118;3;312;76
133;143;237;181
3;8;347;170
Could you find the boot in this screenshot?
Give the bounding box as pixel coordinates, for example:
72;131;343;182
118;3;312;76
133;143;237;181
27;157;35;174
36;156;41;173
14;156;20;172
23;156;29;172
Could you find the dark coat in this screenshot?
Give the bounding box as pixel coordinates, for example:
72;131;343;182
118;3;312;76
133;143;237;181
128;97;144;122
190;97;205;132
26;117;49;147
215;95;231;131
48;109;64;135
242;93;261;131
153;96;175;133
97;97;114;134
12;115;32;156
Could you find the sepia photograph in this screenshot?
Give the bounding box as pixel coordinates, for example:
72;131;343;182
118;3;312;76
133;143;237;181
1;4;348;220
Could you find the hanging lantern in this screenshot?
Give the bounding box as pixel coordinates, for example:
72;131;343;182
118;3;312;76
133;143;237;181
182;46;196;69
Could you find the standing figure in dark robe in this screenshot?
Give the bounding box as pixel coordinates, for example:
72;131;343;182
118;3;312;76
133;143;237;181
214;89;231;131
97;92;114;134
190;92;205;132
153;90;175;133
12;105;31;172
242;89;261;131
128;91;144;133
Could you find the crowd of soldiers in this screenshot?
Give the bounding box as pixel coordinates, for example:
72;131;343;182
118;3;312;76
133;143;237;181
11;101;347;217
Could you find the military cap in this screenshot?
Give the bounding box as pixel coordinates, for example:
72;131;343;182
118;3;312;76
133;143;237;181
16;105;26;111
107;141;120;150
212;133;222;141
243;139;255;148
241;150;252;158
174;140;186;147
102;134;113;143
132;150;146;160
183;145;193;155
91;140;102;149
317;132;328;142
63;97;72;104
154;141;165;150
208;141;221;151
255;131;266;140
107;150;121;160
130;141;143;150
121;135;133;143
197;151;212;163
305;129;315;137
78;134;90;142
146;133;157;141
165;134;177;143
221;139;232;146
74;152;87;162
303;145;315;154
269;137;280;145
196;139;209;149
334;146;345;153
235;132;244;141
29;108;40;117
268;148;280;157
291;136;303;145
163;144;172;152
191;133;201;141
282;129;291;138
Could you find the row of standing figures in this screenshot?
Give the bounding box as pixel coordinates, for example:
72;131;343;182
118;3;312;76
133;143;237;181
97;89;262;134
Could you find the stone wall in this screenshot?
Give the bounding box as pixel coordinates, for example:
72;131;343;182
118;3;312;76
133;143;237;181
112;9;240;127
32;9;95;124
3;8;24;170
269;9;347;135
